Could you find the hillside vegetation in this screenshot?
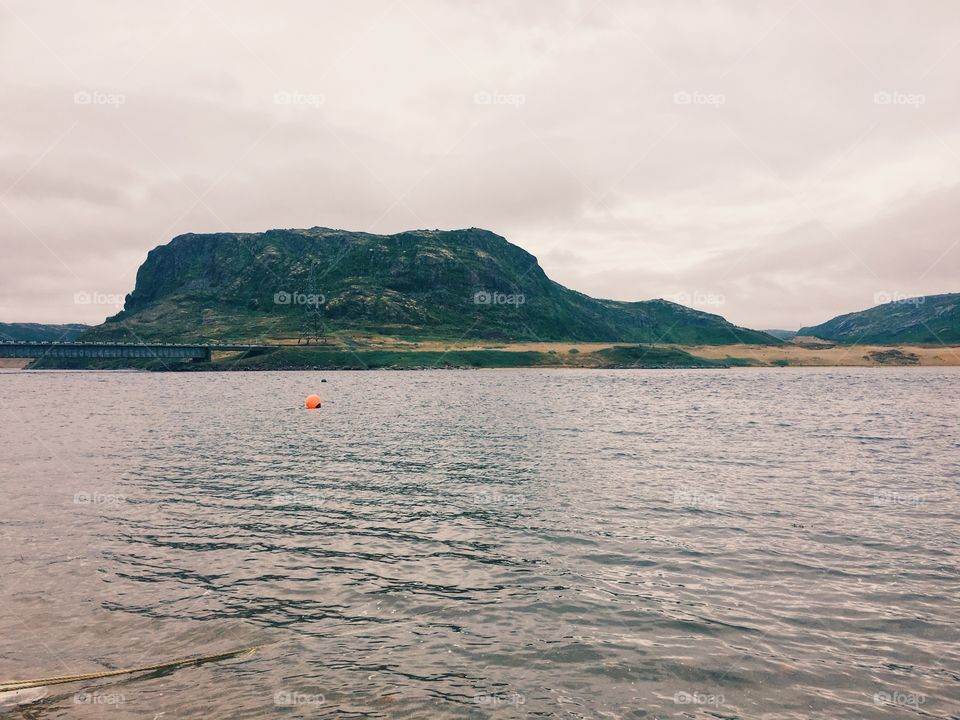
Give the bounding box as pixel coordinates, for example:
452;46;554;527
84;227;778;345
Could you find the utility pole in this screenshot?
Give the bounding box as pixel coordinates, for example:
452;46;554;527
297;264;327;345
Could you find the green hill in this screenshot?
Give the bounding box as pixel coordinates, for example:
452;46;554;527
84;227;778;345
0;322;89;342
799;293;960;344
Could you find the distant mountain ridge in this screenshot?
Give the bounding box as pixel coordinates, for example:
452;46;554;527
762;329;798;341
0;322;89;342
84;227;778;345
799;293;960;343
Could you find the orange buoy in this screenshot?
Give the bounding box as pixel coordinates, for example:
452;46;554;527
305;394;322;409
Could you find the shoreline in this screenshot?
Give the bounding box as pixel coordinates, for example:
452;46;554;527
13;342;960;371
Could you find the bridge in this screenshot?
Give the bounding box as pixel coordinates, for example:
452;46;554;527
0;342;279;362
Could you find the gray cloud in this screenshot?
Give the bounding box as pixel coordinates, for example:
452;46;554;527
1;0;958;329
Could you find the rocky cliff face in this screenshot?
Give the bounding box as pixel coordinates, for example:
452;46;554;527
86;226;777;344
799;293;960;343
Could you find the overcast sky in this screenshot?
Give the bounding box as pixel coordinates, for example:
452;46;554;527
2;1;958;329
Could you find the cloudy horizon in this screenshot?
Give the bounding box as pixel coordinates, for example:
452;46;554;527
2;1;958;330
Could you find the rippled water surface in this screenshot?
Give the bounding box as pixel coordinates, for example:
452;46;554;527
1;368;958;719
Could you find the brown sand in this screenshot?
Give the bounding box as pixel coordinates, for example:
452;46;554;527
684;343;960;367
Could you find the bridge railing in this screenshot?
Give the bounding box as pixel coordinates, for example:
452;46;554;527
0;342;279;360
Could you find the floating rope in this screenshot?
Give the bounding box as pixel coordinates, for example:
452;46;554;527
0;645;258;693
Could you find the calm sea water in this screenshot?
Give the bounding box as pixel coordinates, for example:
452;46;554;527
0;368;958;719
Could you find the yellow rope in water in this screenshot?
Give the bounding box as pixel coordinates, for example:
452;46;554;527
0;646;258;693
